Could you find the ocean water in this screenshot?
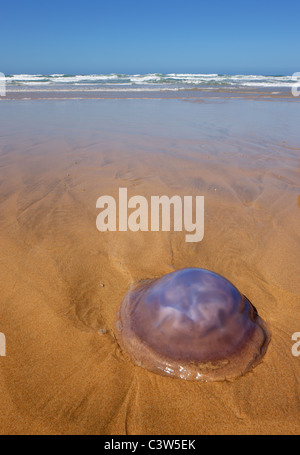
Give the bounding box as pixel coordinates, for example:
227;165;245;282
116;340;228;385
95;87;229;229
5;73;298;92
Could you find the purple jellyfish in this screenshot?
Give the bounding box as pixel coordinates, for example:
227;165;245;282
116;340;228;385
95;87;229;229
116;268;270;381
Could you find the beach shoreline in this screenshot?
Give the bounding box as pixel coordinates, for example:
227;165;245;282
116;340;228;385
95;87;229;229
2;86;296;101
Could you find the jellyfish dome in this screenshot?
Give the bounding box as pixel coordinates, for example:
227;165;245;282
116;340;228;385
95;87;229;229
116;268;270;381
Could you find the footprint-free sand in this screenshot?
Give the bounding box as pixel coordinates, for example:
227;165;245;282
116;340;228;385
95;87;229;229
0;97;299;434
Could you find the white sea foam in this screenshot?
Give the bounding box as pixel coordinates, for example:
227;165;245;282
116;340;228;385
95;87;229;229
6;87;183;92
5;73;296;90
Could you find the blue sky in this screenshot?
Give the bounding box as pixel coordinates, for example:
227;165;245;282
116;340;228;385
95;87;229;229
1;0;299;75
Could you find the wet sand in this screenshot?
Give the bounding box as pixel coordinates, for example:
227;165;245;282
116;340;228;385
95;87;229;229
0;98;299;434
2;86;294;101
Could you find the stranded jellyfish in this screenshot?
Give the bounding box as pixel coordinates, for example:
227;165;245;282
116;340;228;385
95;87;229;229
116;268;270;381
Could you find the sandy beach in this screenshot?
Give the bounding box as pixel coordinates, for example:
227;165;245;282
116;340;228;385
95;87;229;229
0;95;299;434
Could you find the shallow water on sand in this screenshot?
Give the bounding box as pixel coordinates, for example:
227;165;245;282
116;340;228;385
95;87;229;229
0;98;299;434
